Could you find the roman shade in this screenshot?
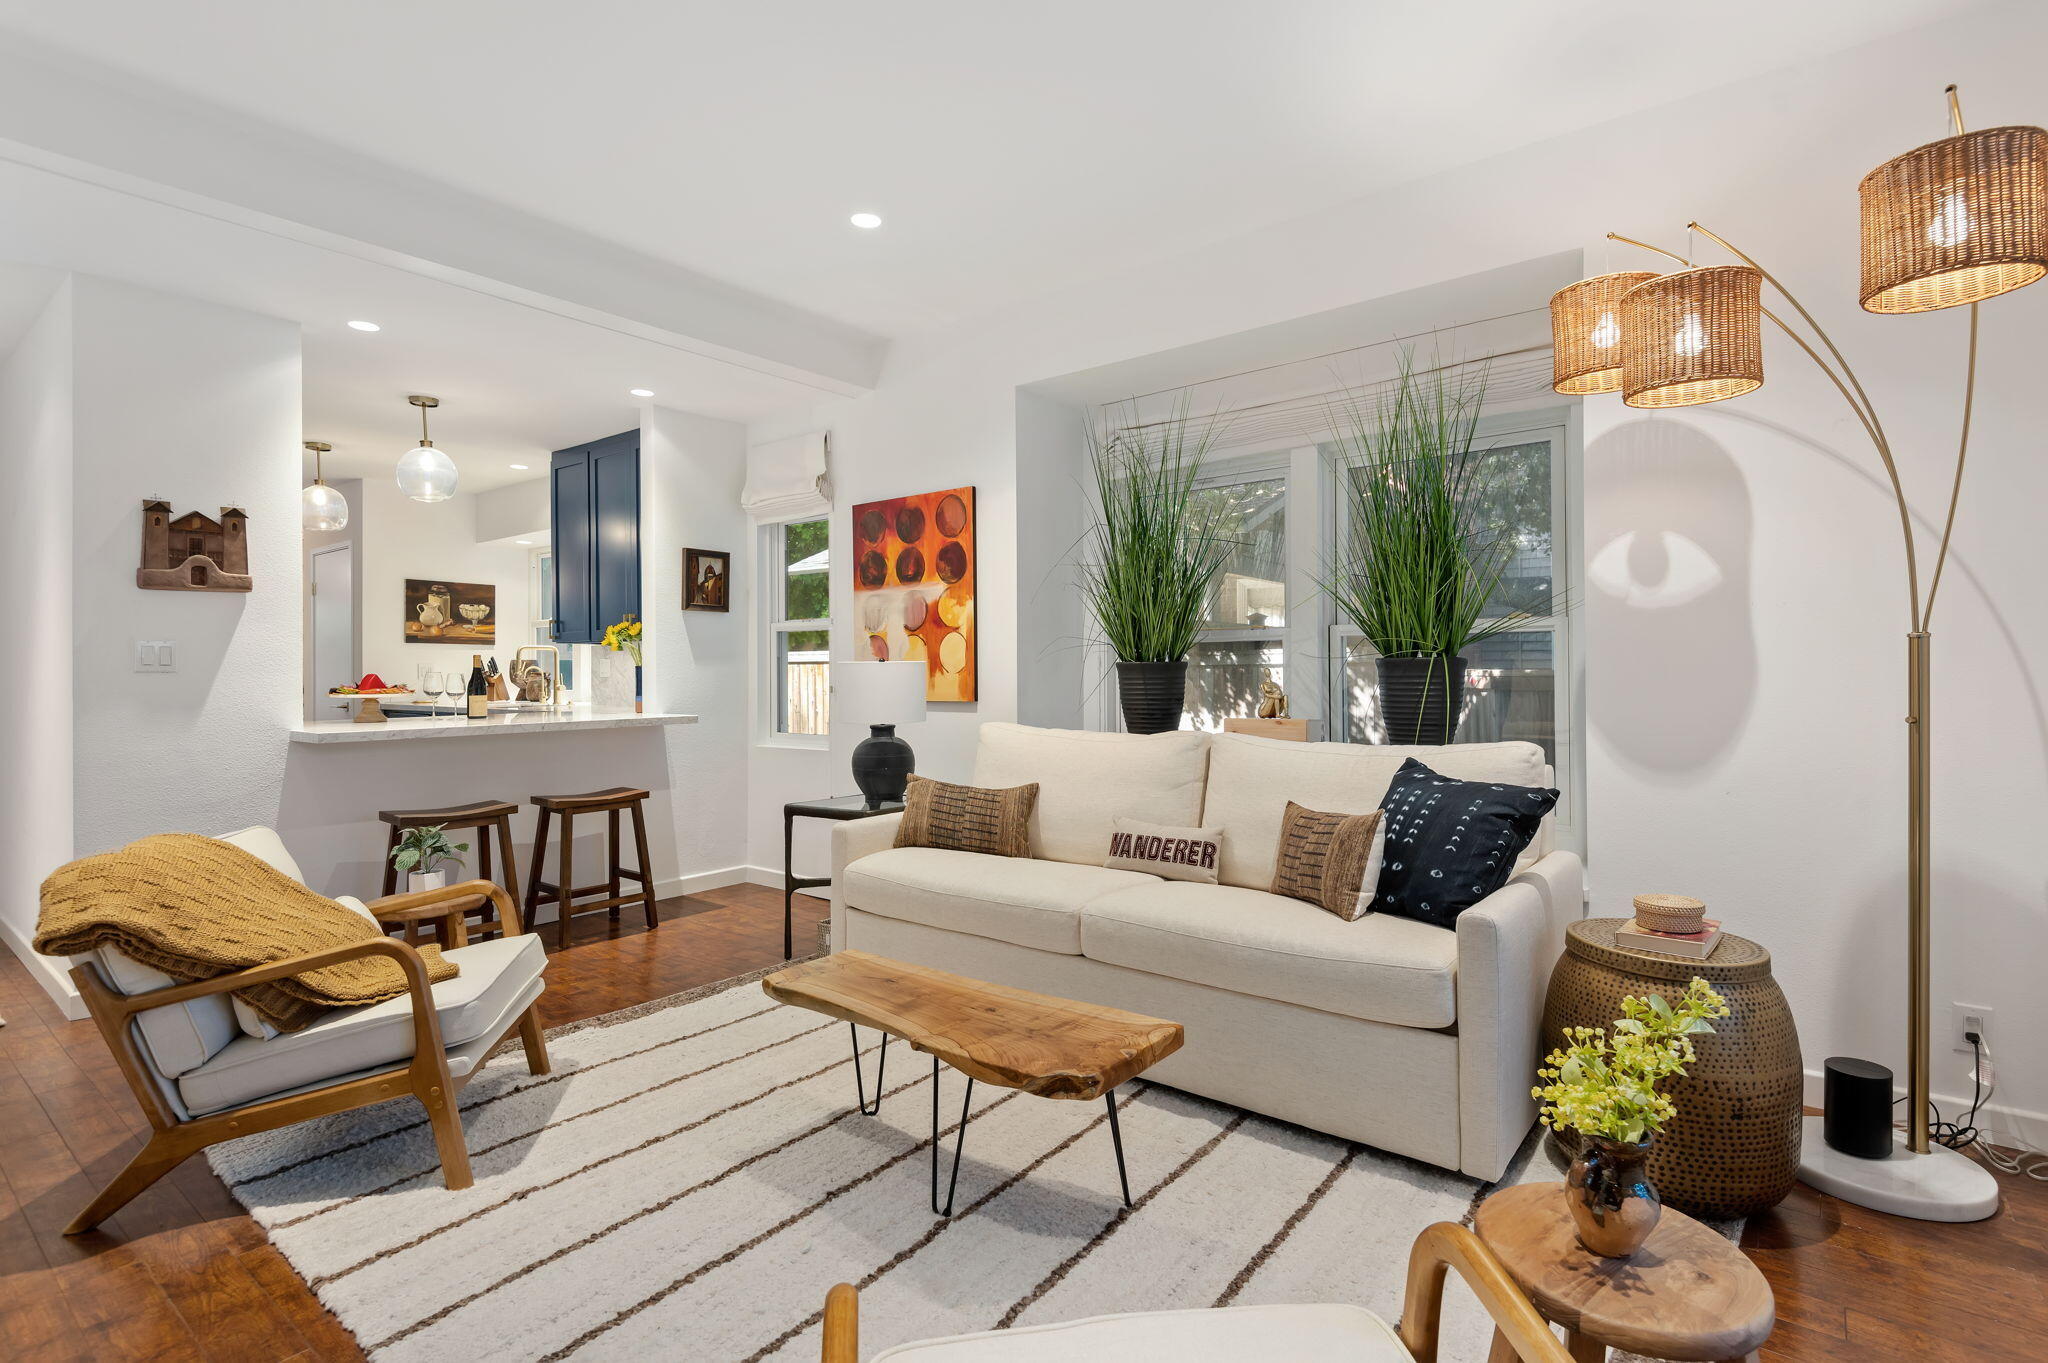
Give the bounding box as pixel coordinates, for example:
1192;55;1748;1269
741;430;831;522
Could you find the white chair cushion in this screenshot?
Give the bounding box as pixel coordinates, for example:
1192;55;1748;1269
842;847;1162;954
973;723;1210;866
1201;734;1550;891
88;825;320;1077
871;1303;1410;1361
1081;881;1460;1029
231;893;381;1040
176;932;545;1115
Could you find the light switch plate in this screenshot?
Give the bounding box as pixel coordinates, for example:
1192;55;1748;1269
135;640;176;673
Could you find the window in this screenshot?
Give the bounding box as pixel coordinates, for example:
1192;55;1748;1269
1182;465;1288;731
1329;418;1572;818
769;518;830;736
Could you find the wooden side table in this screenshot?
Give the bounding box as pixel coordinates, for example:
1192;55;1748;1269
1542;919;1803;1219
783;795;903;959
1475;1183;1773;1363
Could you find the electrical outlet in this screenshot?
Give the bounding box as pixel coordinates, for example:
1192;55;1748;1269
1952;1002;1993;1054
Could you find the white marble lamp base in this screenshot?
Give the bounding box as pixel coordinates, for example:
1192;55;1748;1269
1797;1114;2001;1222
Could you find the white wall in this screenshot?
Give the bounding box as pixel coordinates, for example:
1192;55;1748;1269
352;480;533;697
476;474;549;543
0;277;74;1003
747;1;2048;1137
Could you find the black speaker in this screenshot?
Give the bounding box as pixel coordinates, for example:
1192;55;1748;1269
1823;1056;1896;1159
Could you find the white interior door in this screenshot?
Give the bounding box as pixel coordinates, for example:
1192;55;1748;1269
311;544;355;703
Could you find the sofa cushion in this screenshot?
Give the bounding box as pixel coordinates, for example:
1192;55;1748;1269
1201;733;1549;890
842;846;1162;955
895;774;1037;858
871;1303;1409;1362
177;932;545;1115
1081;881;1459;1028
973;722;1209;866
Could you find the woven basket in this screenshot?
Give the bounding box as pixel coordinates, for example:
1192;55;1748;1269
1632;893;1707;935
1860;125;2048;314
1549;271;1660;395
1620;265;1764;409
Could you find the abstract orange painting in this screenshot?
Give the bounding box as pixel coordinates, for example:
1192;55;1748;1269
852;486;975;702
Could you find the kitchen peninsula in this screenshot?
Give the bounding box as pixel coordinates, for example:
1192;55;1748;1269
291;709;696;743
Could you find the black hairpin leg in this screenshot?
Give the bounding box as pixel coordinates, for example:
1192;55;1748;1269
1104;1087;1131;1207
931;1056;974;1217
850;1024;888;1116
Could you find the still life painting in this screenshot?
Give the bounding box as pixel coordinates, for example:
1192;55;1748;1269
851;485;975;701
404;578;496;644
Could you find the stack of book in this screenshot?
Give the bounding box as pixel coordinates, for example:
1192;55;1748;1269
1616;918;1723;959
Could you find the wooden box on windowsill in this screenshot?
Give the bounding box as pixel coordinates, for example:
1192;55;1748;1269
1221;717;1309;742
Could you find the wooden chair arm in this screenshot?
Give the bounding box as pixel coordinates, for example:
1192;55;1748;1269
1400;1222;1571;1363
821;1282;857;1363
366;878;524;939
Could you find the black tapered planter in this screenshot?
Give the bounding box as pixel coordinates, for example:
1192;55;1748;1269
1376;653;1466;745
1116;660;1188;735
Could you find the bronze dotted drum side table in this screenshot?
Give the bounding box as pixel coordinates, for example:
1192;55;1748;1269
1542;918;1802;1219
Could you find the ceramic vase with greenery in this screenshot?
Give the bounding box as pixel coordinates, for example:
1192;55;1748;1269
1534;976;1730;1257
390;823;469;893
1079;403;1233;733
1324;353;1556;745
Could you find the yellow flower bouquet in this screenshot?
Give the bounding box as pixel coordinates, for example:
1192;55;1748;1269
601;613;644;667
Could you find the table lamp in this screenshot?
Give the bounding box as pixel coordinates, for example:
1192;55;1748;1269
832;660;927;807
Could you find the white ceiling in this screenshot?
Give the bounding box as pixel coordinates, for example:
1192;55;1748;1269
0;0;1984;337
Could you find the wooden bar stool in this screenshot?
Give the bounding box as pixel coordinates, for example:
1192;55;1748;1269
524;787;658;949
377;799;521;944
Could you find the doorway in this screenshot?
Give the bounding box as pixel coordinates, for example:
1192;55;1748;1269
310;542;356;705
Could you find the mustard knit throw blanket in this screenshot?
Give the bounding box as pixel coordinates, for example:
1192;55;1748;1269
35;833;459;1031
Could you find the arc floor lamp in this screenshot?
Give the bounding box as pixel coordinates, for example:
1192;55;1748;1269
1551;86;2045;1222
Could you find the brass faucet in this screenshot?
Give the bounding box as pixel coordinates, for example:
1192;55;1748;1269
512;645;563;709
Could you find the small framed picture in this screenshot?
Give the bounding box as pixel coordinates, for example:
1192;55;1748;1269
683;548;731;611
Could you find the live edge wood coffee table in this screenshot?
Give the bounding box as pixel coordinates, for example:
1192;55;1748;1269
762;949;1184;1217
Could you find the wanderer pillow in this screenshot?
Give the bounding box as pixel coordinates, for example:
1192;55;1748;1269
1104;818;1224;885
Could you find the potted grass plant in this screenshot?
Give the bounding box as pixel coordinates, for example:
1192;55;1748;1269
1078;402;1234;733
1324;352;1556;745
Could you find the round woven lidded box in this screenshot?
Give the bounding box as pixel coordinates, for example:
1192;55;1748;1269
1632;892;1707;934
1860;124;2048;314
1541;919;1803;1220
1549;271;1661;395
1620;264;1764;409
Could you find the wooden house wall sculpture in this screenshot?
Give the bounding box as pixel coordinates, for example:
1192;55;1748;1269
137;499;253;592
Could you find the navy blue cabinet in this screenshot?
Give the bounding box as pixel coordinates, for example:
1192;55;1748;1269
550;430;639;644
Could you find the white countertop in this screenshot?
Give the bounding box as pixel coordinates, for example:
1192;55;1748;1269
290;708;698;744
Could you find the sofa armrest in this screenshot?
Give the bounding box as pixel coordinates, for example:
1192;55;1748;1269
828;813;903;952
1454;849;1582;1181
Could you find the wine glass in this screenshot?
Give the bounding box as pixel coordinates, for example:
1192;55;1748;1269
422;670;445;720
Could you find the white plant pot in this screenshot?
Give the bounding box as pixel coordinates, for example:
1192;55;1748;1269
408;869;449;893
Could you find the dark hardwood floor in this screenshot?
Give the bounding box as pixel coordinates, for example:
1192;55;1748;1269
1;884;2042;1361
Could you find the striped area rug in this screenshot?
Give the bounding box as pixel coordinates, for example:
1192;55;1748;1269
209;968;1571;1362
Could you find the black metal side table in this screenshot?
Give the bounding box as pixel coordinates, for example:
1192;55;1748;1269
783;795;903;958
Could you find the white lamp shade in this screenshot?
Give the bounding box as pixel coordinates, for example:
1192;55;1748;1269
301;481;349;531
831;660;927;731
396;444;459;502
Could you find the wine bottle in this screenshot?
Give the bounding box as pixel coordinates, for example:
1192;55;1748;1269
466;654;488;719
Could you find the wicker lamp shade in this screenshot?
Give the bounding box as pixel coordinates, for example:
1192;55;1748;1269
1860;125;2048;314
1620;265;1764;409
1550;271;1661;395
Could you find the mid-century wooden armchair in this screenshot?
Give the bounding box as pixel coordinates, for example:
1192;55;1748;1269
61;825;551;1234
819;1221;1572;1362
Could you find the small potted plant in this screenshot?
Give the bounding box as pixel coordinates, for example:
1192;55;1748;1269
1533;976;1729;1258
390;823;469;894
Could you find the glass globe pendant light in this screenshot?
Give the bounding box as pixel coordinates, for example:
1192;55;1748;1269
396;394;458;502
301;440;349;531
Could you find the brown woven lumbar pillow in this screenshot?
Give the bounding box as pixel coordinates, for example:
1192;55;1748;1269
894;774;1038;858
1270;801;1386;921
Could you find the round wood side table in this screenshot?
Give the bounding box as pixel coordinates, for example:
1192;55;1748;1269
1542;919;1803;1219
1475;1183;1774;1363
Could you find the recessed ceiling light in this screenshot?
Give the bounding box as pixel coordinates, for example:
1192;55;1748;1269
347;319;381;332
850;212;882;230
509;463;531;470
629;388;655;398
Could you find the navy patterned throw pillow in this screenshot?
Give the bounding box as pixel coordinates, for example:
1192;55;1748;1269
1374;758;1559;929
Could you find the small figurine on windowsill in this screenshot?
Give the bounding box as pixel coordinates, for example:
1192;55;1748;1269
1256;677;1289;719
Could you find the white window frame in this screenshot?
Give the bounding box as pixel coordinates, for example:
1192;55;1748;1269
762;517;830;747
1324;407;1582;847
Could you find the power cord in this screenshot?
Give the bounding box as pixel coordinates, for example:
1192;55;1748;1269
1925;1033;2048;1181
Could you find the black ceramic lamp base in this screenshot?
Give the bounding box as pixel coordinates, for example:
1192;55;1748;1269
852;723;915;808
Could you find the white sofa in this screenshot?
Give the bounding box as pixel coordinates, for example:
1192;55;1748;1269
830;723;1582;1181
